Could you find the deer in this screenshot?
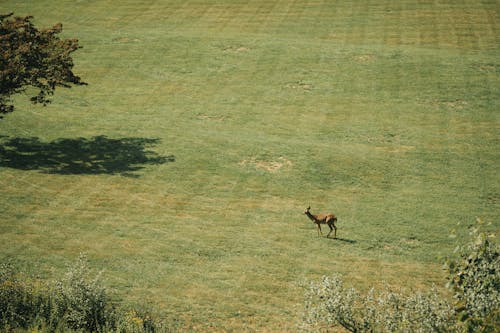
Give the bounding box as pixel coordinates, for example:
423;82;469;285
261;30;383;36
304;206;338;238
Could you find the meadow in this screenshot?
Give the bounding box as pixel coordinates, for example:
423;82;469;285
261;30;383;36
0;0;498;330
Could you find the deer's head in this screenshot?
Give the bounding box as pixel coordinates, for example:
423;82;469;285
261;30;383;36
304;206;311;214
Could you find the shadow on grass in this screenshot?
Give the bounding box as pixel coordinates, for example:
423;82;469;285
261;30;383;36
330;237;356;244
0;136;174;177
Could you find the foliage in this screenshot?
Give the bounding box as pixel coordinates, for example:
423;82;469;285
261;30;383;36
447;221;500;332
0;12;85;117
114;307;170;333
0;255;170;332
51;254;111;331
0;261;48;330
301;275;453;332
302;221;499;332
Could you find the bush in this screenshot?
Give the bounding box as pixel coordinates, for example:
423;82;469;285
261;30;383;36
301;220;499;332
301;275;453;332
0;254;170;332
50;254;113;331
447;221;500;332
0;261;60;331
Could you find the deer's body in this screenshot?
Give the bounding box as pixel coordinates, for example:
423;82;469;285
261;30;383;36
304;206;337;238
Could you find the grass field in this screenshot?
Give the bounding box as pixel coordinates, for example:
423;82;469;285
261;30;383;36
0;0;498;331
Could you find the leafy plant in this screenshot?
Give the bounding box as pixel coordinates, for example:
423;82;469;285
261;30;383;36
52;253;112;331
0;12;85;117
446;221;499;332
0;255;171;332
301;275;453;332
0;261;56;330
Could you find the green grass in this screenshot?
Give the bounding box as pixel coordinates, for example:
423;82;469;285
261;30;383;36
1;0;498;330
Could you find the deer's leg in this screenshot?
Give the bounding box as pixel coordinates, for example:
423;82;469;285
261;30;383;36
332;222;337;239
326;223;333;238
317;224;322;236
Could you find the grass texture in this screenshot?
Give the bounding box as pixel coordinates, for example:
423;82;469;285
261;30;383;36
0;0;498;330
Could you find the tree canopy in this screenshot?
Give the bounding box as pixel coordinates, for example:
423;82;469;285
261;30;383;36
0;13;85;117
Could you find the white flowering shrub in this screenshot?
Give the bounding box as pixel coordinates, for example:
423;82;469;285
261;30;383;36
301;275;453;332
52;253;112;331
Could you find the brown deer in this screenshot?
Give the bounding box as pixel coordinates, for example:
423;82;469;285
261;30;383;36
304;206;338;238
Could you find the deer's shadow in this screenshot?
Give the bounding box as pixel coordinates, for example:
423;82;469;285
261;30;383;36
0;135;174;177
328;237;356;244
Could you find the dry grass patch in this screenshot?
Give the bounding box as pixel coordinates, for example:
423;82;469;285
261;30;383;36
477;64;497;73
196;113;228;121
285;80;313;91
354;54;376;62
442;99;468;110
111;37;141;44
223;46;251;53
424;99;470;111
239;156;293;173
375;145;415;153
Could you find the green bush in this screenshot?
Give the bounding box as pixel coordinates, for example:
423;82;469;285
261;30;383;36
301;220;499;332
0;261;57;331
447;221;499;332
0;254;170;332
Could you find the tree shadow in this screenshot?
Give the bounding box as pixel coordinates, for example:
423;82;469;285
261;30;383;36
0;136;174;177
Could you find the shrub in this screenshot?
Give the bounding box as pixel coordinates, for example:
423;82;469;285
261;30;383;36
114;307;166;333
51;254;113;331
301;275;453;332
0;261;50;330
446;221;499;332
0;254;171;332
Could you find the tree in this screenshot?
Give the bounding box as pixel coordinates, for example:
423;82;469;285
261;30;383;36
0;13;85;117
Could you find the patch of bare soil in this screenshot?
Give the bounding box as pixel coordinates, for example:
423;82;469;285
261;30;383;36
239;157;293;173
285;81;313;91
223;46;251;53
111;37;141;43
354;54;375;62
375;145;415;153
442;99;468;110
427;99;468;110
196;113;227;121
478;64;497;73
